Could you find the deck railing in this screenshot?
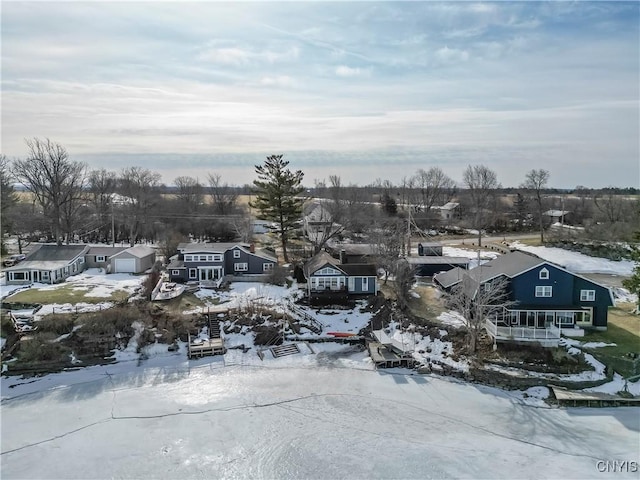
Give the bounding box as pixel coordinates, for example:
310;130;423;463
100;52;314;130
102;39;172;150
485;319;561;341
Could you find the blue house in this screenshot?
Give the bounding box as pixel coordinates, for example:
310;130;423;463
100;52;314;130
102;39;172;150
433;251;614;347
303;251;377;304
167;242;277;285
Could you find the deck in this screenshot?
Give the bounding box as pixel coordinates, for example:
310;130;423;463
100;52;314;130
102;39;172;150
485;319;561;347
368;342;415;368
187;337;226;358
551;386;640;407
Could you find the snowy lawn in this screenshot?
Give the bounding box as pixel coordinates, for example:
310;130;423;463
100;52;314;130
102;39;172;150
1;269;144;308
1;361;638;479
510;242;635;276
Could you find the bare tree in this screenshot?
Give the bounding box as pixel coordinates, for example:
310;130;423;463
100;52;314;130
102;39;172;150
88;169;117;242
0;155;18;254
445;276;513;353
462;165;500;247
522;169;550;243
207;173;237;215
392;259;416;311
412;167;456;215
11;138;86;245
369;217;405;284
117;167;162;246
174;176;203;213
594;188;630;224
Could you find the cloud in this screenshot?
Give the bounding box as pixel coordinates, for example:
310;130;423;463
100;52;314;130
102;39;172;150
198;45;300;66
434;46;470;64
335;65;371;77
259;75;296;88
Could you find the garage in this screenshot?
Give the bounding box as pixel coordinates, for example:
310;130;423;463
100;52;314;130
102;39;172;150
114;258;136;273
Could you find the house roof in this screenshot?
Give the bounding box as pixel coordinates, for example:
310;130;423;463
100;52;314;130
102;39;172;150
25;244;88;262
86;246;127;256
439;202;459;210
405;256;469;266
111;245;156;259
303;202;332;222
434;250;615;304
303;251;344;277
341;264;377;276
3;244;88;272
328;243;376;256
254;248;278;262
178;242;249;253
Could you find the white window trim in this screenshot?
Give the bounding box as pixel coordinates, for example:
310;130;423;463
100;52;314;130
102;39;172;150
535;285;552;298
189;268;197;279
361;277;369;291
234;262;248;272
96;255;107;263
171;269;180;276
233;250;241;258
539;268;549;280
580;289;596;302
263;263;274;271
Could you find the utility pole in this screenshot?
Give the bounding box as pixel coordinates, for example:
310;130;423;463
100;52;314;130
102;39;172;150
111;203;115;247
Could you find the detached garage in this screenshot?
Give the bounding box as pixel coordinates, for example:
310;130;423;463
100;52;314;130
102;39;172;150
110;245;156;274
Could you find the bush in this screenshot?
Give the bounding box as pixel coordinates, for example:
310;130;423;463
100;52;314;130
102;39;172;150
37;314;75;336
265;265;288;286
18;333;70;364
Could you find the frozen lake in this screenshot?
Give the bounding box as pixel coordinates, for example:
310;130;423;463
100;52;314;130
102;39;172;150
1;362;639;479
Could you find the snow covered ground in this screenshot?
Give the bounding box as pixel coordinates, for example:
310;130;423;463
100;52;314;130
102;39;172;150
1;360;638;479
510;242;635;276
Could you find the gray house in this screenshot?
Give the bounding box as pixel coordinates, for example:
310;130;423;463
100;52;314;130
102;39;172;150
85;246;127;269
167;242;277;284
303;251;377;304
109;245;156;273
4;244;89;285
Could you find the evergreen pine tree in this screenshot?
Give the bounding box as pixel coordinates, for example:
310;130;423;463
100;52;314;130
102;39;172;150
250;155;304;263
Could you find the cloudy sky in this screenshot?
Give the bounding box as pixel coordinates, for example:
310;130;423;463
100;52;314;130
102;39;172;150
2;1;638;188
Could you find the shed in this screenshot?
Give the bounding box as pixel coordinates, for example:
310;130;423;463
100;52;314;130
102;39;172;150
110;245;156;273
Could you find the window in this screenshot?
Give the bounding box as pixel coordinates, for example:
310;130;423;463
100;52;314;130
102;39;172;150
10;272;26;281
539;268;549;280
96;255;106;263
233;250;241;258
580;290;595;301
78;257;84;264
42;271;50;281
213;254;223;262
319;267;339;275
535;285;552;297
171;269;180;276
362;277;369;291
184;255;193;262
199;255;207;262
234;262;248;272
555;312;574;326
263;263;274;271
189;268;197;279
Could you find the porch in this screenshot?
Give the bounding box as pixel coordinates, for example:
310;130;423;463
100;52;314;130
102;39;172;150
485;319;561;347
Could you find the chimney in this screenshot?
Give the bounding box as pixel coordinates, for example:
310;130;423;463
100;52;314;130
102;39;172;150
249;243;255;253
340;249;346;264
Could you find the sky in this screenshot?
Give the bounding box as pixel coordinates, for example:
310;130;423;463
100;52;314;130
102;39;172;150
2;1;639;188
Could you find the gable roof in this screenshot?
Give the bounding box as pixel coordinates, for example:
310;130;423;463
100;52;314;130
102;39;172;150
434;250;615;304
86;246;127;256
303;251;344;277
111;245;156;259
341;264;377;276
26;244;88;262
178;242;249;253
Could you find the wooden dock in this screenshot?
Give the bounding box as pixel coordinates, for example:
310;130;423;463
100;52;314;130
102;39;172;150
551;386;640;407
187;336;226;359
368;341;416;369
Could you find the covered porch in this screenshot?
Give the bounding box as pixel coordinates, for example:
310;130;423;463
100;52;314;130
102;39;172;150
485;306;589;347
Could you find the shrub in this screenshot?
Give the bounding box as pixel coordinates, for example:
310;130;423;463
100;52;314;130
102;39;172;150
37;314;76;336
18;333;70;364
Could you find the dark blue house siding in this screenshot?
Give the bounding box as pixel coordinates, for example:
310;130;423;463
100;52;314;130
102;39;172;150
225;247;276;275
510;265;574;306
508;263;612;329
353;276;376;294
573;277;611;328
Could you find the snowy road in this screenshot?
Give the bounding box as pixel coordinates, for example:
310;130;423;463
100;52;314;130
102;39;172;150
1;364;639;479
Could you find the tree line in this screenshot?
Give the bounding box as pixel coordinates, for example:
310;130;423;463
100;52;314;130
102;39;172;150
1;137;638;259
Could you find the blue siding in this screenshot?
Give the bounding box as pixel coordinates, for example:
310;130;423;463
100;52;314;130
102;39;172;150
509;263;612;328
510;264;574;306
353;276;376;294
225;247;276;274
